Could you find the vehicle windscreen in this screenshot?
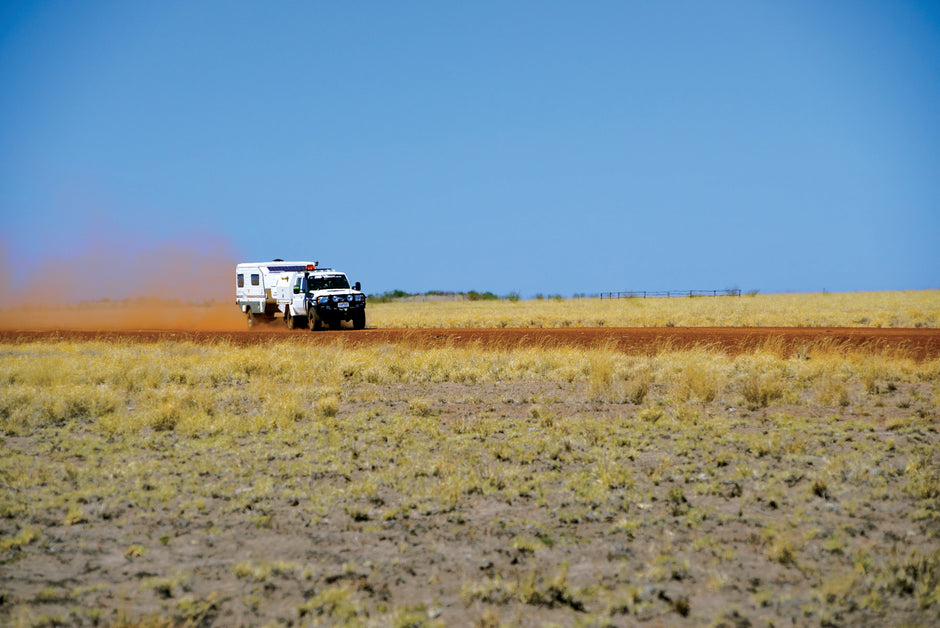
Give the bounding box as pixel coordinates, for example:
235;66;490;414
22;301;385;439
308;275;350;291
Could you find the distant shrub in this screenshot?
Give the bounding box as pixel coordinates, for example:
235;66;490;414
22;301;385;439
370;289;516;302
369;289;412;303
466;291;498;301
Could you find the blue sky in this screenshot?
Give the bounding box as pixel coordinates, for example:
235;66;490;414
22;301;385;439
1;1;938;300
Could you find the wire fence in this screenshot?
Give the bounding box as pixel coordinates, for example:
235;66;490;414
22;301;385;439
599;289;743;299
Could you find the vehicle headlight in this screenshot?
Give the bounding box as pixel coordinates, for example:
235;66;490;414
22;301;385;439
355;294;363;302
332;296;339;302
317;296;329;304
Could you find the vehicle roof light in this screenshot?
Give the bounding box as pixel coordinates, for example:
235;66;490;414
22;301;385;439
306;264;316;271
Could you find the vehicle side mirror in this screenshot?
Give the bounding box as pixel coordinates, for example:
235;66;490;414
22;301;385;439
293;285;300;294
354;282;361;291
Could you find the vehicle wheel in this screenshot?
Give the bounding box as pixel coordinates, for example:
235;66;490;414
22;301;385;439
311;312;323;331
286;312;299;329
246;309;254;328
353;312;366;330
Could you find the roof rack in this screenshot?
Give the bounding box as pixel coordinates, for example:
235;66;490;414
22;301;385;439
262;262;336;273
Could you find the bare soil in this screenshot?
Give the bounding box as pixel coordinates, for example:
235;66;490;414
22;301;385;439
1;331;938;626
2;326;939;359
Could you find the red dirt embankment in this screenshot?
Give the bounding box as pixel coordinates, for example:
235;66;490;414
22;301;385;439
1;327;938;360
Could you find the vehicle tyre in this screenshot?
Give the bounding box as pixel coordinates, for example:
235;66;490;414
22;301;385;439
246;309;254;327
311;312;323;331
353;312;366;330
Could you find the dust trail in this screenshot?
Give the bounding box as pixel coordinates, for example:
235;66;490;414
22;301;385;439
0;236;250;331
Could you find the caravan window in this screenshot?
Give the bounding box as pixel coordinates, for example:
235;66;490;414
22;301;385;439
237;274;245;288
251;274;260;286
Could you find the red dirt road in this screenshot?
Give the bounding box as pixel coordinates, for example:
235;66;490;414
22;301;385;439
2;327;938;359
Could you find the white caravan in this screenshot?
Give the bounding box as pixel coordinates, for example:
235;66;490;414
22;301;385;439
235;261;366;330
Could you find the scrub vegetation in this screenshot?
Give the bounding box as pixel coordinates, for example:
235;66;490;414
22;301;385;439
1;330;938;626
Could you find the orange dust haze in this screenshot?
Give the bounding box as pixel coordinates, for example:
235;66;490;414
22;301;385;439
0;236;251;331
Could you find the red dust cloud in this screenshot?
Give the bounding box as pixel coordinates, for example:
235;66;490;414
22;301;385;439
0;236;248;331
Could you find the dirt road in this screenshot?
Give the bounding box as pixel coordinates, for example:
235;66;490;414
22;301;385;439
2;326;938;358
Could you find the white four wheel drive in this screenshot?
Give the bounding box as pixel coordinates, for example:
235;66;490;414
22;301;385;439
235;261;366;330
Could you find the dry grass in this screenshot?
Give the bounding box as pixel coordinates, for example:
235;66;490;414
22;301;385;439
2;337;933;439
369;290;940;329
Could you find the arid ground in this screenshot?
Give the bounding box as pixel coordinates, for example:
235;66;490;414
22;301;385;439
1;296;938;626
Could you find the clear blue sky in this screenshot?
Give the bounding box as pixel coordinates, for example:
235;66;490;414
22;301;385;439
1;1;938;300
